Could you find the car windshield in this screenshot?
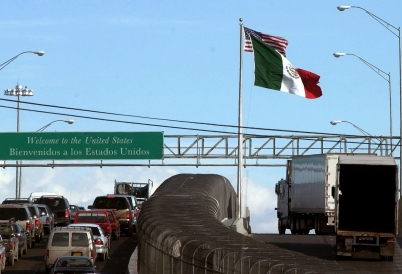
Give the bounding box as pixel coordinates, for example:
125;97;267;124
93;197;127;210
0;208;28;220
37;198;66;211
56;257;92;267
77;212;106;222
37;206;47;215
27;207;37;218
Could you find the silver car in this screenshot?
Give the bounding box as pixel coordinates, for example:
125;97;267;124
36;204;54;235
67;223;110;261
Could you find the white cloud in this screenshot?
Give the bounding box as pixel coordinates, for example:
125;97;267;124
0;165;280;234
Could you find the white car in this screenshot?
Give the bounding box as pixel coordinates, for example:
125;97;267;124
67;223;110;261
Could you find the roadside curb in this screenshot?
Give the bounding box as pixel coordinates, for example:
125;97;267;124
128;246;138;274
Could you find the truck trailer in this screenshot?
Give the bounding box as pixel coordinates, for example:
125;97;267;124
114;179;153;200
275;153;398;260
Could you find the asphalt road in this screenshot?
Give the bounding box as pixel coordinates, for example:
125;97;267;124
3;233;137;274
251;234;402;274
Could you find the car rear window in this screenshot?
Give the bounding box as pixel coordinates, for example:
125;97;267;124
93;197;127;210
27;207;37;218
90;227;101;236
77;212;106;222
37;198;66;210
72;233;88;247
37;206;47;215
52;232;69;247
0;208;28;220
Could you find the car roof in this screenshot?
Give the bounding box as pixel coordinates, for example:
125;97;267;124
0;204;28;208
78;209;108;213
68;223;101;228
55;255;92;260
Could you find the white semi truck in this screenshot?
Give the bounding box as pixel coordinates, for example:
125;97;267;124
275;153;398;260
114;179;153;200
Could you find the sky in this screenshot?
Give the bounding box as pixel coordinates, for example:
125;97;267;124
0;0;401;234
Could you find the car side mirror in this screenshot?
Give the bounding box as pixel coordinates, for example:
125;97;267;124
88;205;93;209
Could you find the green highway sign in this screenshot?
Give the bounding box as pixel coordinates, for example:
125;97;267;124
0;132;164;160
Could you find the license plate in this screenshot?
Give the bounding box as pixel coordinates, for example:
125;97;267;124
359;237;373;241
345;238;353;244
72;252;82;256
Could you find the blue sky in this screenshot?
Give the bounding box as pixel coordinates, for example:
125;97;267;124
0;1;401;233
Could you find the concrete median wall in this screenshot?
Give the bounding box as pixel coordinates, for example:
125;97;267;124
136;173;317;274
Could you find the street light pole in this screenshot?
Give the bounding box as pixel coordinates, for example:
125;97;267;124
0;51;45;71
4;85;34;198
1;50;45;198
337;4;402;199
330;120;375;137
333;52;392;154
36;119;74;132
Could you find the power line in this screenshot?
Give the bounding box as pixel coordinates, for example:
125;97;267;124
0;98;371;137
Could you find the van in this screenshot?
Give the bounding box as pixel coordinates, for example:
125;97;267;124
28;192;58;203
44;226;96;274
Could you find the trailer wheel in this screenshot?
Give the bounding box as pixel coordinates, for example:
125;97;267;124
315;217;321;235
278;220;286;234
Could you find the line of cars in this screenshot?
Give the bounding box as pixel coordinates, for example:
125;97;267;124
0;191;142;273
44;193;142;273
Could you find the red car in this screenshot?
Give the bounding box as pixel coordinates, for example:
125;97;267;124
103;209;121;240
74;210;121;240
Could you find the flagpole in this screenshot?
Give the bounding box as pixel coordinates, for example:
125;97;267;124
237;18;244;219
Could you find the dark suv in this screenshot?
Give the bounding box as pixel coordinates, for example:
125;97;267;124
0;204;36;248
2;198;30;204
34;195;71;227
89;195;134;236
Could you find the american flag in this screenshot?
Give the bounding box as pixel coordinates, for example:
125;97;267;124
244;27;288;56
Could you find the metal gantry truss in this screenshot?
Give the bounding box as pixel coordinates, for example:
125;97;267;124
1;134;398;168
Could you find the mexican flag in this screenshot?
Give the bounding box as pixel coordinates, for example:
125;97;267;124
250;34;322;99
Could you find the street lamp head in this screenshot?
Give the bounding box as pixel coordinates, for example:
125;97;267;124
330;120;343;125
333;52;346;58
337;5;351;11
65;120;74;124
32;51;45;56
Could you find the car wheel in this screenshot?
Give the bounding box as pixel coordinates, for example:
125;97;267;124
8;253;14;266
126;224;133;237
45;266;51;274
23;242;27;255
32;238;36;247
28;236;32;249
100;252;106;261
19;246;23;257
